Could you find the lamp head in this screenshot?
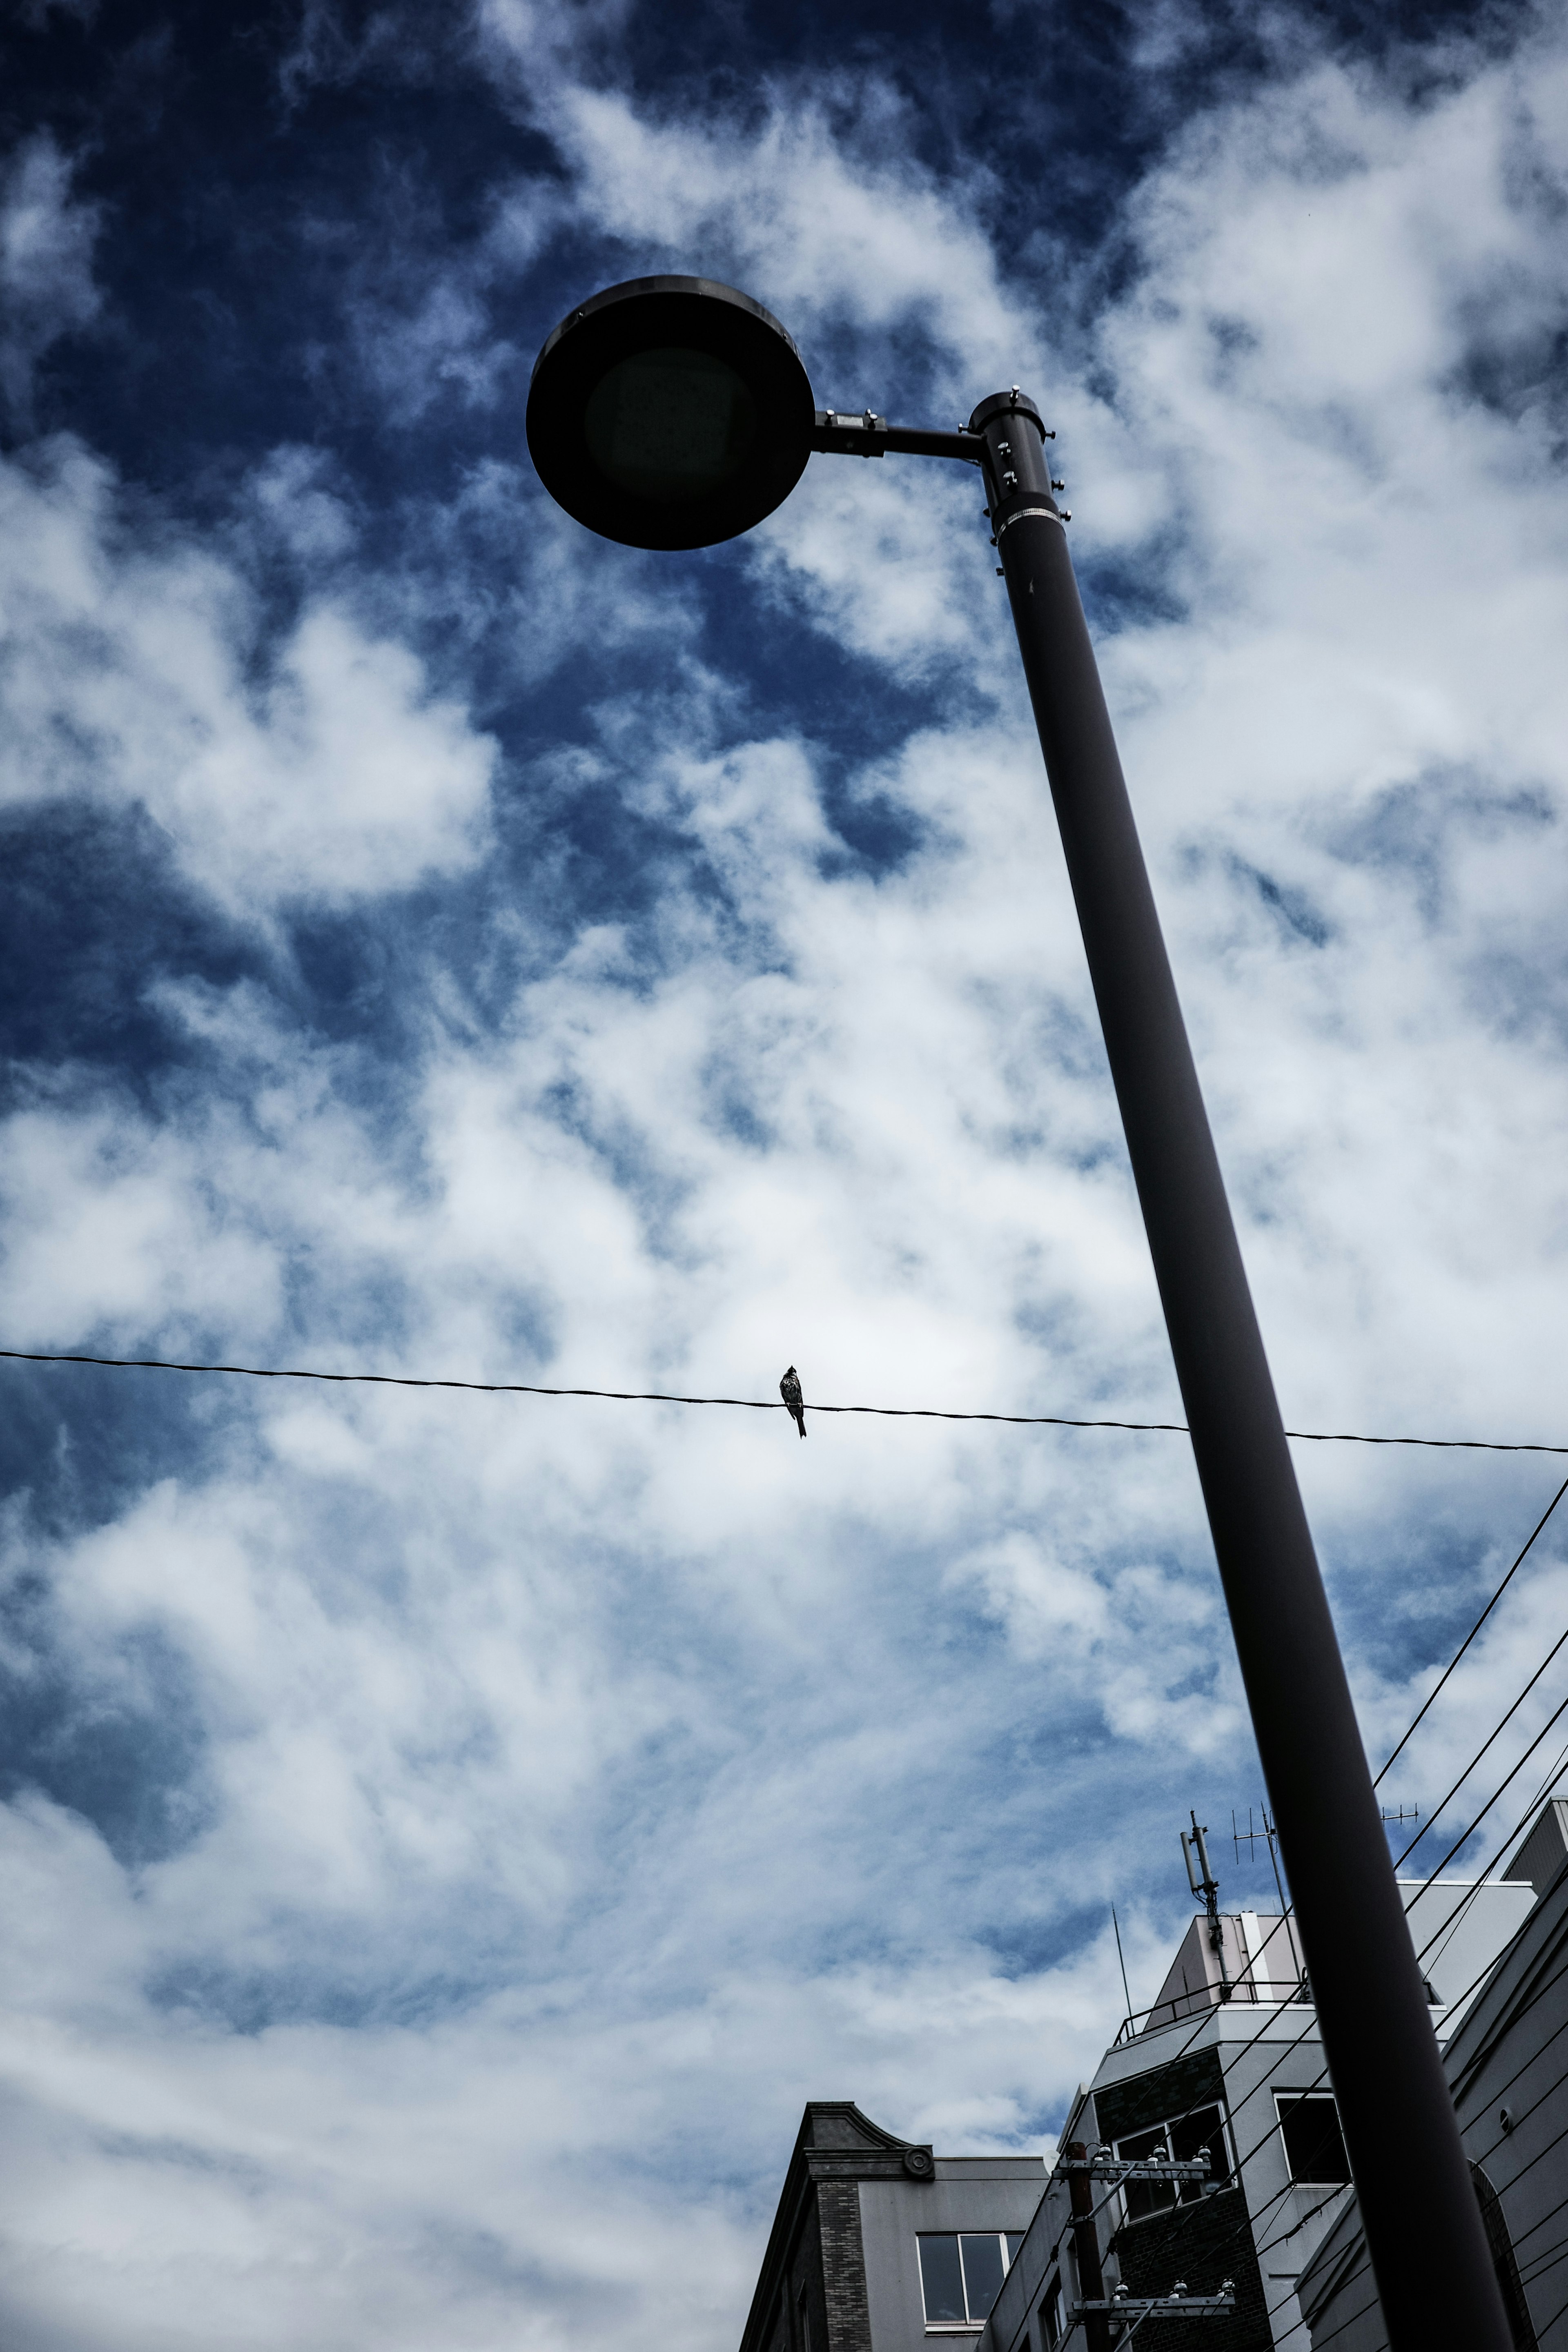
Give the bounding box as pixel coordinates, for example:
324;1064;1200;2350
527;276;815;551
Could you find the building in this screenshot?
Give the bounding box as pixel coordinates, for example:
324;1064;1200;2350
979;1870;1530;2352
735;1840;1537;2352
1300;1803;1568;2351
735;2103;1047;2352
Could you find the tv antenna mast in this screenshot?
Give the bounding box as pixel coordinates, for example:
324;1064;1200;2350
1233;1802;1292;1921
1181;1811;1231;2002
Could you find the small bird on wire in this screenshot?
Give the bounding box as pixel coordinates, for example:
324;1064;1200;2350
780;1365;806;1438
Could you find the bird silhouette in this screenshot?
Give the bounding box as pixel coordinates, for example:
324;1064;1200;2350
780;1365;806;1439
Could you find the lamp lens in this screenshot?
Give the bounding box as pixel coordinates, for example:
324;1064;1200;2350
584;346;756;501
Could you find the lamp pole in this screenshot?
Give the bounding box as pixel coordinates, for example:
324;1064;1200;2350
964;385;1508;2352
526;281;1512;2352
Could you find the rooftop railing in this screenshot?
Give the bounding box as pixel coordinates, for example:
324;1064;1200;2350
1111;1973;1312;2046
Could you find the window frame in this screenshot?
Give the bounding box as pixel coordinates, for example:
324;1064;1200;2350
1111;2103;1233;2225
1274;2090;1352;2187
917;2232;1021;2332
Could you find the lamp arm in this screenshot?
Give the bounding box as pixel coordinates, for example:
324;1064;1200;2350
809;410;984;463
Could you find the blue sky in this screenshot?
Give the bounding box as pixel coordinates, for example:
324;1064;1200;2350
3;0;1568;2343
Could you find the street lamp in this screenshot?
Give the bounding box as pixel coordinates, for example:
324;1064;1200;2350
528;274;1510;2352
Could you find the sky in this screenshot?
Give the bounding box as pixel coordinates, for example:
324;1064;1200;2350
1;0;1567;2344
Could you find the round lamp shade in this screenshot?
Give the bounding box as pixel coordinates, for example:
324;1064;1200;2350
527;278;815;551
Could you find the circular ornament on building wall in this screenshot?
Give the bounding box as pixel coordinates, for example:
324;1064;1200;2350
902;2146;935;2179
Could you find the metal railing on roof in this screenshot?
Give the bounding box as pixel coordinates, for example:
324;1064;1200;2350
1111;1973;1312;2045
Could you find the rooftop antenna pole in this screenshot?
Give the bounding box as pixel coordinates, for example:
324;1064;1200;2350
1180;1813;1231;2001
1236;1800;1294;1932
1263;1809;1292;1959
1111;1904;1134;2029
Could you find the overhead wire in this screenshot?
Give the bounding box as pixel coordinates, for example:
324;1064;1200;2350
1392;1690;1568;1886
1234;1871;1568;2351
1;1346;1566;1452
1515;2189;1568;2287
1203;1872;1568;2352
1018;1495;1568;2348
1387;1620;1568;1875
22;1365;1539;2352
1292;2095;1568;2352
1503;2184;1568;2305
1048;1472;1568;2348
1097;1572;1568;2179
1376;1470;1568;1784
1465;1955;1568;2172
1062;1468;1568;2178
1087;1704;1568;2344
1073;1677;1563;2267
1265;2025;1568;2341
1511;2182;1568;2265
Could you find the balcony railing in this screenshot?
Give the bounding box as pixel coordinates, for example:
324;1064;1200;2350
1111;1973;1312;2045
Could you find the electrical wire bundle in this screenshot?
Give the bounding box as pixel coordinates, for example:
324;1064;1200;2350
1033;1468;1568;2350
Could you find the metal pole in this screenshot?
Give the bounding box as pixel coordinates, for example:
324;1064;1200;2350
969;390;1510;2352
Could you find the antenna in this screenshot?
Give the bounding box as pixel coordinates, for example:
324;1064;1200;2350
1181;1811;1232;2002
1111;1904;1134;2027
1180;1826;1204;1898
1234;1802;1293;1920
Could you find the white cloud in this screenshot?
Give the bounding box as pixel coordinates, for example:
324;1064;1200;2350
0;441;495;909
0;134;99;421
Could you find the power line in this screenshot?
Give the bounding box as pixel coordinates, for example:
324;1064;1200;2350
1376;1471;1568;1785
1393;1689;1568;1886
1277;2256;1378;2352
1052;1470;1568;2298
2;1348;1566;1452
1040;1792;1560;2340
1465;1953;1568;2171
1234;1771;1568;2341
1278;2054;1568;2346
1096;1632;1566;2187
1388;1634;1568;1874
1215;1846;1568;2350
1058;1561;1568;2346
1096;1715;1568;2339
1511;2183;1568;2262
1087;1466;1568;2152
1515;2192;1568;2285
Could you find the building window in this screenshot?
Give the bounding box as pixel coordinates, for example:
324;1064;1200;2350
1039;2277;1063;2348
1276;2093;1351;2186
918;2234;1023;2328
1113;2105;1232;2221
797;2284;812;2352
